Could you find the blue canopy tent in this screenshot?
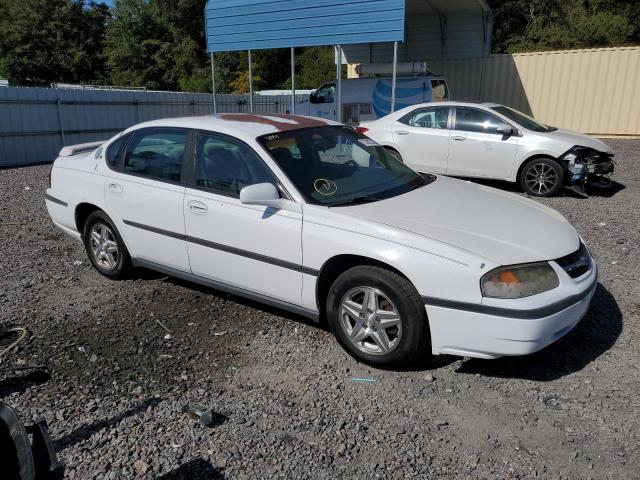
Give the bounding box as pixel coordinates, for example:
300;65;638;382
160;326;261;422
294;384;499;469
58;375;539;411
204;0;406;120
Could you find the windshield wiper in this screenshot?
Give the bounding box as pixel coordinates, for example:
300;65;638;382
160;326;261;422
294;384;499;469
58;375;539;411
329;195;381;207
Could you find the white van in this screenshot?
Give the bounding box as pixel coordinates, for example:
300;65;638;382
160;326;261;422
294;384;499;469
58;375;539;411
295;75;449;124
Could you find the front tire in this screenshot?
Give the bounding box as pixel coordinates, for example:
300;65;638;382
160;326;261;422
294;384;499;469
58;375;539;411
326;266;430;368
520;157;564;197
82;211;131;280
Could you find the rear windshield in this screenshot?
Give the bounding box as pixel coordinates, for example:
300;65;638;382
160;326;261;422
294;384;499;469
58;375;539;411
258;126;427;207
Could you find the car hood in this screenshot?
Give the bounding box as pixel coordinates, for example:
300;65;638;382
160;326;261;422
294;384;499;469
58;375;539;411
343;176;580;265
544;128;613;154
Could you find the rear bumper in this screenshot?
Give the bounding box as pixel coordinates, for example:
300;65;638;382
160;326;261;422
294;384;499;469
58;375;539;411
45;191;82;242
51;219;82;241
424;267;597;359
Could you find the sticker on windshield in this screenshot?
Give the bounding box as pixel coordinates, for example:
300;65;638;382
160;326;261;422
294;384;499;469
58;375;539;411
358;139;379;147
313;179;337;196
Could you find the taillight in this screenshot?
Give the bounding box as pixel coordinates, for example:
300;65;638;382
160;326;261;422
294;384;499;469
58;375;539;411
48;165;53;188
356;127;369;134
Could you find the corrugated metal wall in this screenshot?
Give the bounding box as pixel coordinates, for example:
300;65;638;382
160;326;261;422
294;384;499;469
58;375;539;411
0;88;308;167
430;46;640;136
205;0;405;52
344;0;491;64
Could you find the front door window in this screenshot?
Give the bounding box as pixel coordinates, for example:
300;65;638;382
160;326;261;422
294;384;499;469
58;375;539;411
195;134;277;197
312;83;336;104
454;107;505;134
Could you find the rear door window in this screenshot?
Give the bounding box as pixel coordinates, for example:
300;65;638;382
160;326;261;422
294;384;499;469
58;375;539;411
105;134;129;168
123;129;188;182
400;106;450;129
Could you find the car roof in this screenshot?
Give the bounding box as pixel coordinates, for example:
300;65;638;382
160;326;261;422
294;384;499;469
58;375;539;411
407;101;502;109
128;114;341;141
373;101;503;121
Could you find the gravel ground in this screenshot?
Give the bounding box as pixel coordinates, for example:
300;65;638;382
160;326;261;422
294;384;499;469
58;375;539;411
1;139;639;479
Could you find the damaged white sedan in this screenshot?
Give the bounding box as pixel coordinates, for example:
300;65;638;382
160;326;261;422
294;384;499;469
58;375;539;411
358;102;615;197
45;114;597;367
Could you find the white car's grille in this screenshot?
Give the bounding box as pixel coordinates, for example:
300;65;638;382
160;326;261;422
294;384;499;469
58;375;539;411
555;243;591;279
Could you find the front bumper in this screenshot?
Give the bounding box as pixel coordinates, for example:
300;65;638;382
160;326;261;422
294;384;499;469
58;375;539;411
588;159;614;175
565;150;615;191
424;263;598;359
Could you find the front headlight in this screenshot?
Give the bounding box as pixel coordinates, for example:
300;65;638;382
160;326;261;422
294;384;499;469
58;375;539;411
481;262;559;299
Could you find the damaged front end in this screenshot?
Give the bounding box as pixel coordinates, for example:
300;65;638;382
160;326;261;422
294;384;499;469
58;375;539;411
561;146;615;197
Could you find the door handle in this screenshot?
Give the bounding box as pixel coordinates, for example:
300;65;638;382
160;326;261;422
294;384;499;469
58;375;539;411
108;182;123;194
451;136;467;141
396;130;410;135
187;200;208;214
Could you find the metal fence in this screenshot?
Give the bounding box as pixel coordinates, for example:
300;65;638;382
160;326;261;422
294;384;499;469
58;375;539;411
6;46;637;166
0;88;308;167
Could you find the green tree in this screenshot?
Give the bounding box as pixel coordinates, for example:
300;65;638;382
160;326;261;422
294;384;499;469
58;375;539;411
151;0;210;91
213;48;331;94
283;46;337;89
489;0;640;53
105;0;167;89
229;69;263;94
253;49;292;90
105;0;211;91
0;0;109;85
212;51;244;94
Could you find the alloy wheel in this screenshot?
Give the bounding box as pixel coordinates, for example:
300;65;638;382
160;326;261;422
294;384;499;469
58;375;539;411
89;223;119;270
339;286;402;355
524;162;559;195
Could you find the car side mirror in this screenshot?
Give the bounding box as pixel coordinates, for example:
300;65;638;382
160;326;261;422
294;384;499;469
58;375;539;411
309;93;318;104
240;183;302;213
496;124;516;136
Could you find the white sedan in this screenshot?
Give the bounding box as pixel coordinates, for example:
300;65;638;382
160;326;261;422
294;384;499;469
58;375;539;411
358;102;615;197
45;114;597;367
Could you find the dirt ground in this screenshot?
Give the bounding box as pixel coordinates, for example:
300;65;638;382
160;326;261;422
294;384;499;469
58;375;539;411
1;139;639;479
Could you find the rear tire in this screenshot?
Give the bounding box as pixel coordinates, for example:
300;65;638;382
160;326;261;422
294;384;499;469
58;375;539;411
520;157;564;197
82;211;131;280
326;266;430;368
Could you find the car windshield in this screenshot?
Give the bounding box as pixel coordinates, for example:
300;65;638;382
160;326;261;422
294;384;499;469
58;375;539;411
491;105;557;132
258;126;429;206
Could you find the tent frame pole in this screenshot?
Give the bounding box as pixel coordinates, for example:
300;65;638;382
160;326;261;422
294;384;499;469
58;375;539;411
210;52;217;114
391;41;398;113
336;44;342;123
248;50;254;113
291;47;296;114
